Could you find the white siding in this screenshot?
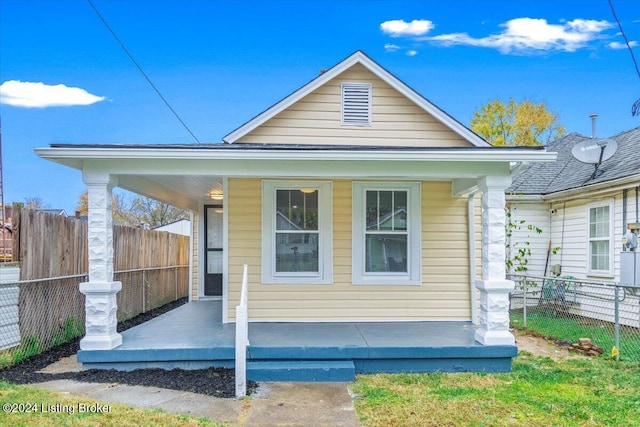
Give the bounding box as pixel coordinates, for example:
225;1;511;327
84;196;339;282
153;219;191;236
507;203;551;277
545;188;639;282
0;266;21;350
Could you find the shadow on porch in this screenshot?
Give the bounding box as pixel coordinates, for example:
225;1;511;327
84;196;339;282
78;301;517;381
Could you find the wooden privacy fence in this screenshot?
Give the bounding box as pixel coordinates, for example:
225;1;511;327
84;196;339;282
13;206;189;280
1;207;190;358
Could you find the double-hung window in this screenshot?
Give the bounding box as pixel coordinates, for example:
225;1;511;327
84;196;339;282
352;182;421;284
587;201;613;276
262;181;332;284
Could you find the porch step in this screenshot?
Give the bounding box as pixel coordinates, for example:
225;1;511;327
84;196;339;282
247;360;355;382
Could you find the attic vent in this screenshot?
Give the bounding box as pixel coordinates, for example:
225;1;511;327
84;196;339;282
341;82;372;126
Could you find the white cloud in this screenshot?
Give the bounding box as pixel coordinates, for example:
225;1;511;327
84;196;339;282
380;19;434;37
609;40;638;49
0;80;106;108
426;18;613;54
384;43;401;52
406;50;418;56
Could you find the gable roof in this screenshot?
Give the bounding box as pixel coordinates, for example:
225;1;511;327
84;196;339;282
509;126;640;196
222;51;490;147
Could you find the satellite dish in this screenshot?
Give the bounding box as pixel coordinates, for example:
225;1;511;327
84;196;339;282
571;138;619;182
571;138;618;164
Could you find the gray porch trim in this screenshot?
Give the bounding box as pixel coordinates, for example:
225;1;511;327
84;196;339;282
77;301;517;377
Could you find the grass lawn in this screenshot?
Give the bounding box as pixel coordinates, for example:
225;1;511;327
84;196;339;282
351;352;640;426
0;381;226;427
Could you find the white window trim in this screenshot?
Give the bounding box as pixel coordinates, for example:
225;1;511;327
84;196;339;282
352;182;421;285
586;199;614;277
341;82;372;126
262;180;333;284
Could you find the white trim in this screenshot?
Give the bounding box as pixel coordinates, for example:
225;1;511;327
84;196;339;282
240;317;471;323
505;194;545;202
199;201;227;308
468;192;478;324
586;199;614;277
36;146;557;164
261;180;333;284
197;204;205;300
222;177;229;323
539;174;640;202
188;211;194;303
222;51;490;147
352;181;421;285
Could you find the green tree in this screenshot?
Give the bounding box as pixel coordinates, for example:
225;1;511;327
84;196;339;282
471;98;566;146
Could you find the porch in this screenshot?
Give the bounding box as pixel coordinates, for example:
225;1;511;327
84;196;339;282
77;301;517;382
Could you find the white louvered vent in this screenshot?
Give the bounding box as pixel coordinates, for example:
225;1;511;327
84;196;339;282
341;82;372;126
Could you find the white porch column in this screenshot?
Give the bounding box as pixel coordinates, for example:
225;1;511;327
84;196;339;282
474;176;515;346
79;172;122;350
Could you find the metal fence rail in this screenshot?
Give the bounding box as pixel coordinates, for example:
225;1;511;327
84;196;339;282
509;274;640;361
0;265;188;367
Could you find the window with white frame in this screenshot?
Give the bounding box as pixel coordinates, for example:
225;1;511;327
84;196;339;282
262;181;332;284
352;182;421;284
587;201;613;275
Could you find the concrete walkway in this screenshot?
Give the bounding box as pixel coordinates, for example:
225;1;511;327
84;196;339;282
34;356;360;426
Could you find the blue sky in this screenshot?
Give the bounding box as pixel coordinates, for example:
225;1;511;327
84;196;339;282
1;0;639;214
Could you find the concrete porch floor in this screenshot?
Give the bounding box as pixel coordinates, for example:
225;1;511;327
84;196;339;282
78;300;517;378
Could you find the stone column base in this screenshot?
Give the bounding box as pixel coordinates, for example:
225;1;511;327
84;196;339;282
475;328;515;346
474;279;515;346
79;281;122;350
79;333;122;350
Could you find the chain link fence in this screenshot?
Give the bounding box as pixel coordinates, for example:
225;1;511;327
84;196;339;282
509;274;640;361
0;266;188;368
115;266;189;321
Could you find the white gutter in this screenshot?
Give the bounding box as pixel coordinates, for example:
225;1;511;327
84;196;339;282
541;174;640;202
505;194;545;202
35;146;557;164
509;161;530;176
468;192;478;325
188;211;194;303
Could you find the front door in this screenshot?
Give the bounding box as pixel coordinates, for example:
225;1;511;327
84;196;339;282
205;205;223;297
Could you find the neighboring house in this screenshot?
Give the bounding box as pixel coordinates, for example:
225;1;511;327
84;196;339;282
152;218;191;236
35;208;67;216
36;51;555;369
507;126;640;282
0;205;12;262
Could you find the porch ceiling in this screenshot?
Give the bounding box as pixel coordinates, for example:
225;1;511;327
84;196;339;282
116;174;223;211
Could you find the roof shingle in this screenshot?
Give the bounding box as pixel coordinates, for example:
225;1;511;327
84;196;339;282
509;126;640;195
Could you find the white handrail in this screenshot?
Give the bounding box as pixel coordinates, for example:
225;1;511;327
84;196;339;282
235;264;249;398
240;263;248;310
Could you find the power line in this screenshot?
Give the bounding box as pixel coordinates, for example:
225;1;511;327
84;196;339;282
86;0;201;142
608;0;640;116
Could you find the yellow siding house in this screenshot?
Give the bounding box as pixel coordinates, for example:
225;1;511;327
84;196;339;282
37;51;556;354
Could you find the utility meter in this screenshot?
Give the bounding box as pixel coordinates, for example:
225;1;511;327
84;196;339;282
623;229;638;251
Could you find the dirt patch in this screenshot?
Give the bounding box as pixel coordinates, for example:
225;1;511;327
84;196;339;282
514;329;582;361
